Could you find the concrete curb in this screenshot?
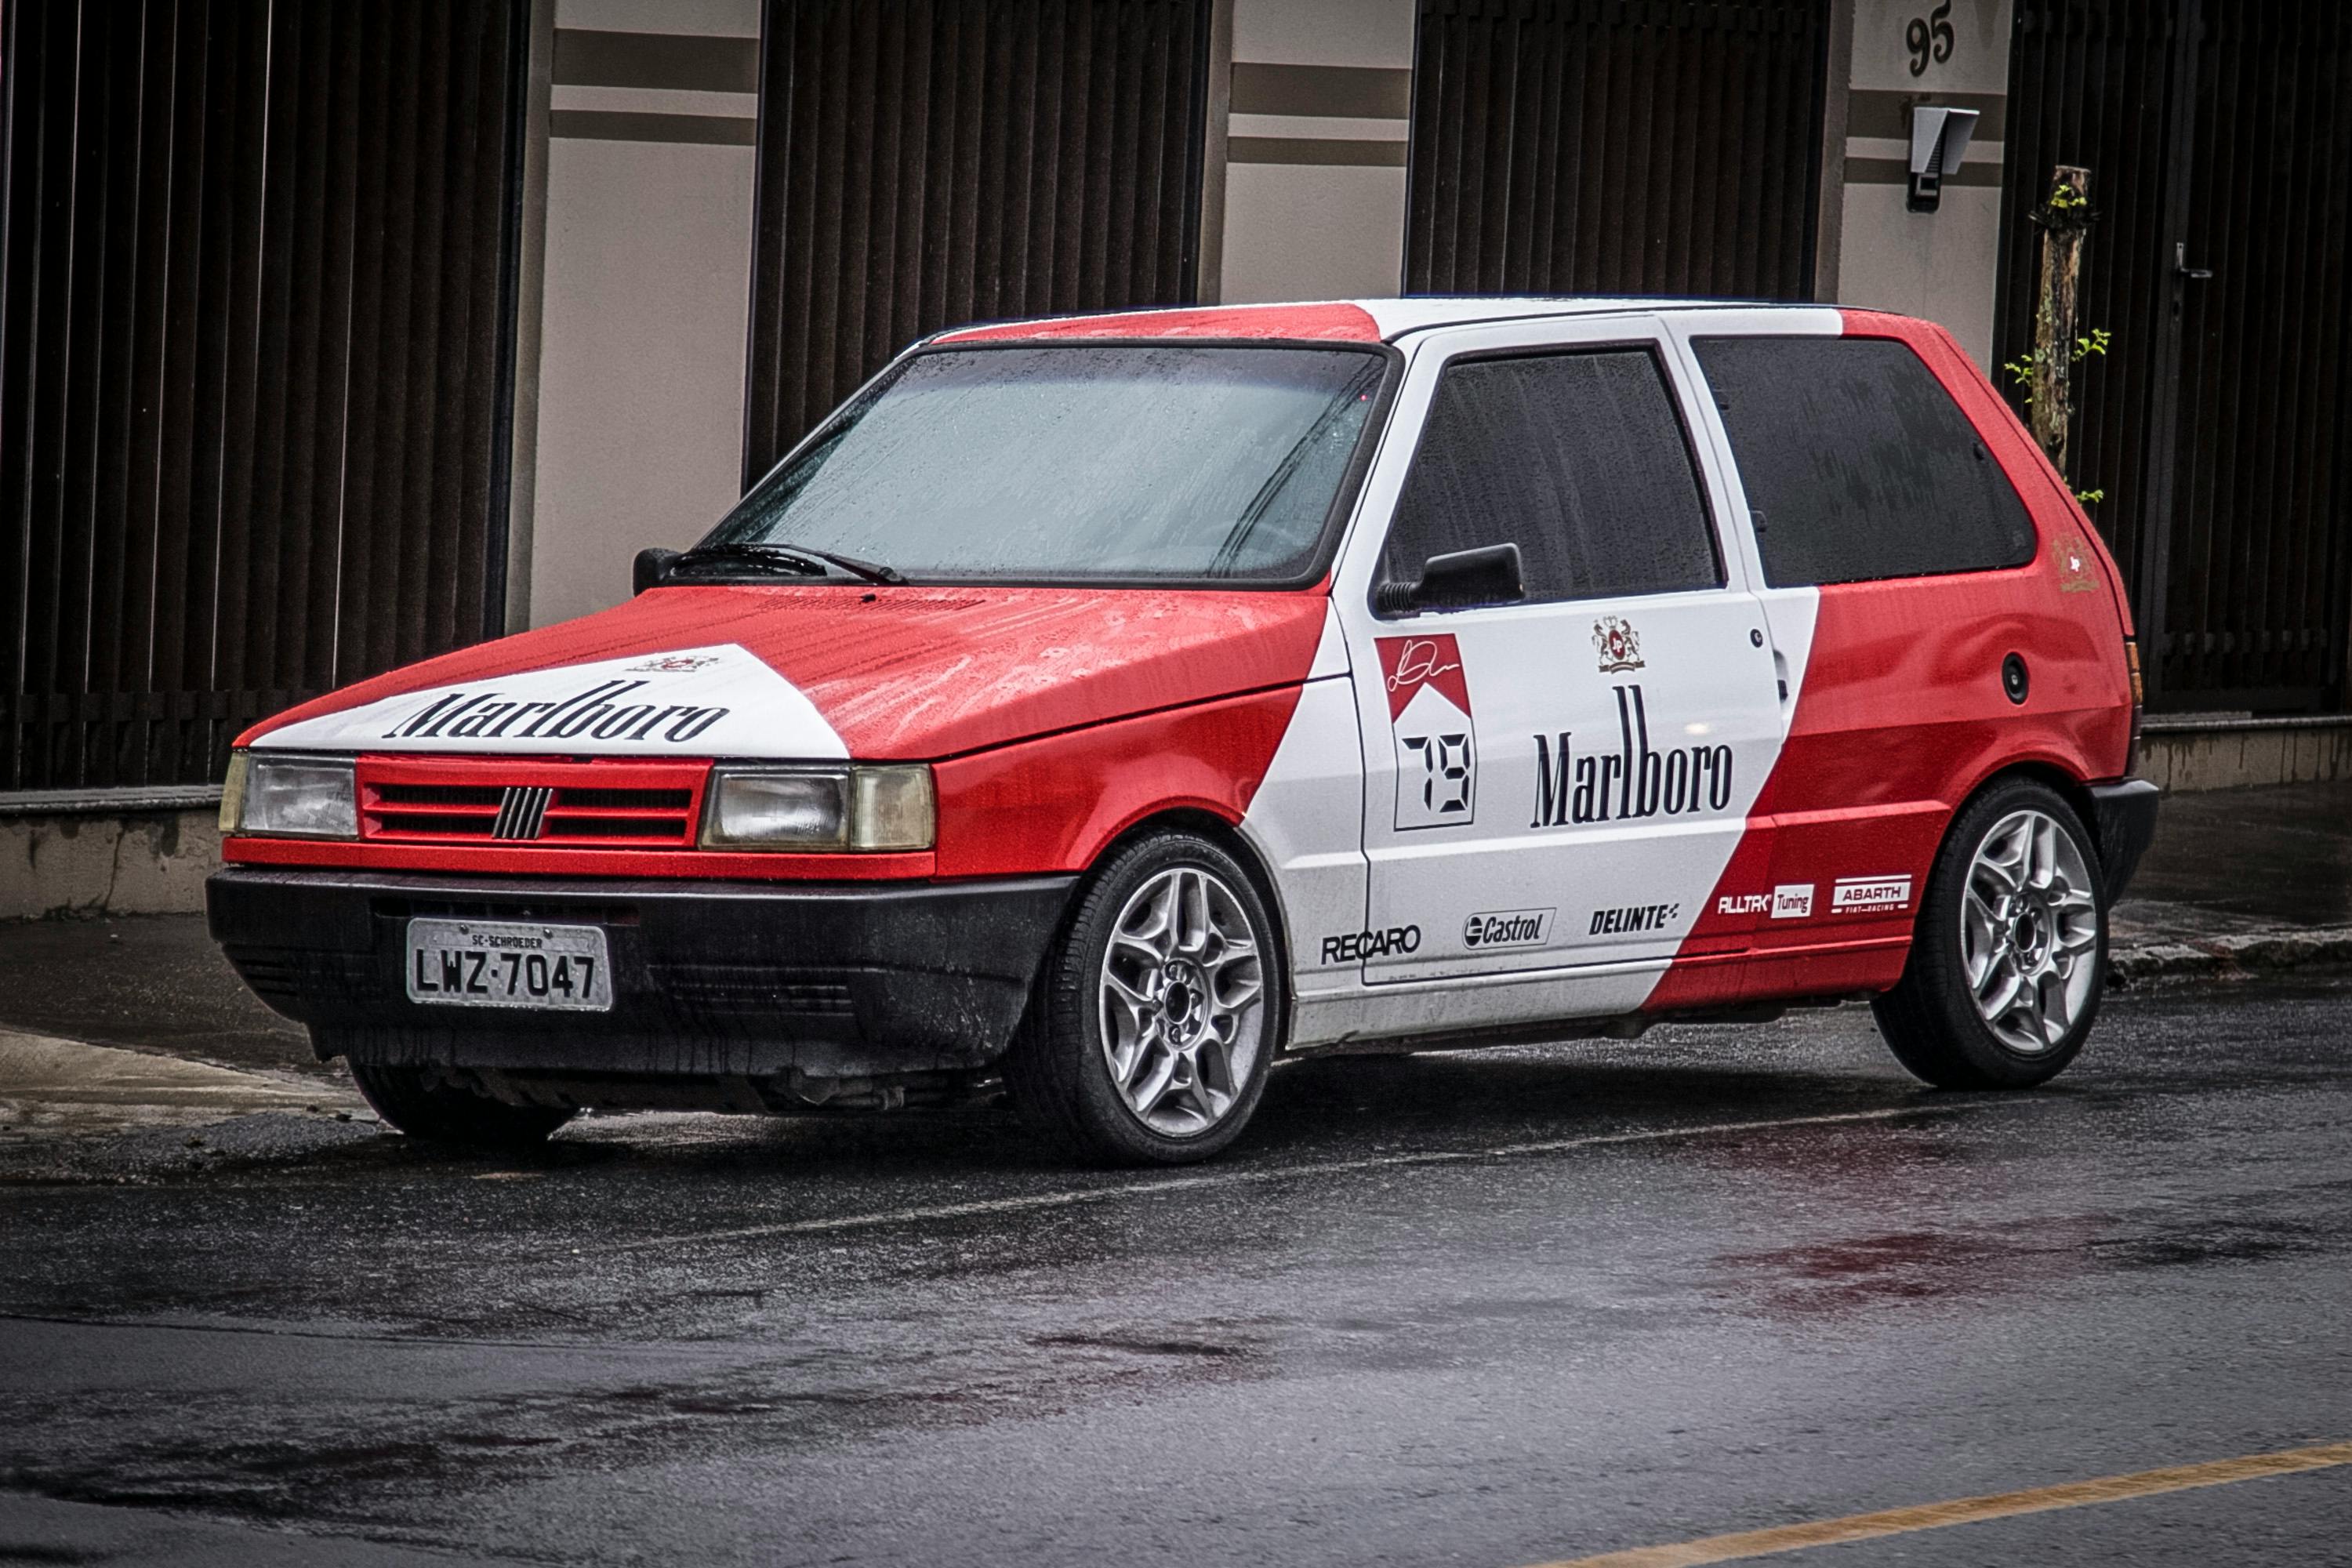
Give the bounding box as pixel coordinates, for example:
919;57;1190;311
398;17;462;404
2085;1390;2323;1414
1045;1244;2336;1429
2111;924;2352;985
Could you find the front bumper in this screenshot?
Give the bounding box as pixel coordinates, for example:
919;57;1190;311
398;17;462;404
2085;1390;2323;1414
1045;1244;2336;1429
2087;778;2161;903
206;866;1075;1082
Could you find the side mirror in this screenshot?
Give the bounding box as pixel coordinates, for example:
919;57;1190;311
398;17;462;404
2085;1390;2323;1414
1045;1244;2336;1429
1376;543;1524;615
633;546;680;596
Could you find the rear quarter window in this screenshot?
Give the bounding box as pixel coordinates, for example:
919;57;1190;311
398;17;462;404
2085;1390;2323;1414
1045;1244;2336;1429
1692;335;2037;587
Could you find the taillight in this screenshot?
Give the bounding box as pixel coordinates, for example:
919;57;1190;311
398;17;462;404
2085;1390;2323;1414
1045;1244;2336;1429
2124;637;2145;775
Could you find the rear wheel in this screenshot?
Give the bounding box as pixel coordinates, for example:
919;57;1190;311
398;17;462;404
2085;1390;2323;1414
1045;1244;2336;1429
342;1054;575;1149
1006;831;1281;1165
1872;779;2107;1089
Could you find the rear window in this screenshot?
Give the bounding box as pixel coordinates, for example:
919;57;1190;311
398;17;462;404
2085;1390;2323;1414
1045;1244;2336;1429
698;344;1388;585
1692;336;2036;587
1381;349;1722;608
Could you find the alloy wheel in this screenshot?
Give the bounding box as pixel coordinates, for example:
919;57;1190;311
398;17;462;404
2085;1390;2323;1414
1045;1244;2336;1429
1961;808;2100;1054
1097;865;1267;1138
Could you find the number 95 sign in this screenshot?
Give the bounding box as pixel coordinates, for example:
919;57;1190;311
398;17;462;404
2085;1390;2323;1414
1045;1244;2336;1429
1377;633;1479;831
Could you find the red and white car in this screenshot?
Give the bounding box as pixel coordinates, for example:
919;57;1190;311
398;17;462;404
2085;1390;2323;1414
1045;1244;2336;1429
209;298;2158;1163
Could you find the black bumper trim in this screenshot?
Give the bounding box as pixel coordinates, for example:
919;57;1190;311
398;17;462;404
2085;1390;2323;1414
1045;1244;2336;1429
206;866;1076;1080
2087;779;2160;904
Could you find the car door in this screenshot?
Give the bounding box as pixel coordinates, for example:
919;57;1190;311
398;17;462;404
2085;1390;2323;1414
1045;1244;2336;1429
1333;317;1785;995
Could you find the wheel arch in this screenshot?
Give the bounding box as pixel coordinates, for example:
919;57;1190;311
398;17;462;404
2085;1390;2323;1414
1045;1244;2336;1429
1086;807;1298;1014
1951;758;2101;845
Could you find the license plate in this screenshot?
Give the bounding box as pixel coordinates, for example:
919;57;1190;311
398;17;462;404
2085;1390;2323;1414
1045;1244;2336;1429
405;919;612;1011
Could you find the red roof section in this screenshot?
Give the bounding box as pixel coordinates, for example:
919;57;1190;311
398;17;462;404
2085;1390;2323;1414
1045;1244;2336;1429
938;302;1382;344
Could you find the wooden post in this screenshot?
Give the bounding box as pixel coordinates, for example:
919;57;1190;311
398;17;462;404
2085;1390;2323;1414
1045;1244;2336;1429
2032;165;2091;480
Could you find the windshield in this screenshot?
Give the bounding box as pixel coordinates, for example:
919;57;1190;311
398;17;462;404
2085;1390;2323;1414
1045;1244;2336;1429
691;344;1389;584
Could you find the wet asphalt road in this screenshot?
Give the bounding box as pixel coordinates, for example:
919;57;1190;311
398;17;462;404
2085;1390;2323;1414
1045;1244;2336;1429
3;982;2350;1566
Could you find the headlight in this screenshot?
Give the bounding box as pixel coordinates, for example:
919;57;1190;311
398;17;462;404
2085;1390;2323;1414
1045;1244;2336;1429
700;764;935;851
221;750;358;839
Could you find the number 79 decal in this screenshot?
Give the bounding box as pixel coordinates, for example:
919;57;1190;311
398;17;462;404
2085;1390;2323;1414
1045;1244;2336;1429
1398;731;1475;828
1377;633;1479;830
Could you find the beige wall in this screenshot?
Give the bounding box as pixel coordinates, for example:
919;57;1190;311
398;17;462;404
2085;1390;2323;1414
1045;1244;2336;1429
1832;0;2013;368
1214;0;1416;303
524;0;760;630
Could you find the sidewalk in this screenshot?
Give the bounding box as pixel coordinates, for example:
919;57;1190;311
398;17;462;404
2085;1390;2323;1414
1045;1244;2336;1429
2108;779;2352;981
0;780;2344;1091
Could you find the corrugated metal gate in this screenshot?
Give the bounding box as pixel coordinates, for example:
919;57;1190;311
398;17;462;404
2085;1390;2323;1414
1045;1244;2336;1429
1998;0;2352;713
0;0;528;793
741;0;1212;483
1405;0;1829;299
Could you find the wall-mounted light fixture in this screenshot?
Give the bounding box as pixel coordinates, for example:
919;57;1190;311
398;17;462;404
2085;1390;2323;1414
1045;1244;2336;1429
1907;106;1980;214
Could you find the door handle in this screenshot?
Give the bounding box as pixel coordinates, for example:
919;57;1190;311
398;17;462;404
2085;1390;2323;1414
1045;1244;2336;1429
2175;241;2213;281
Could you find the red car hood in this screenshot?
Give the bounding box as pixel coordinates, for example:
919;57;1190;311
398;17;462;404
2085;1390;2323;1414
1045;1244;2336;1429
244;584;1337;760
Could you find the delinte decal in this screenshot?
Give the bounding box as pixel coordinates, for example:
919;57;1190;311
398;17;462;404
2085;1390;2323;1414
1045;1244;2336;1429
1463;908;1552;949
1321;926;1421;964
1376;634;1477;831
1832;876;1914;913
1589;902;1679;936
384;679;727;745
251;644;849;760
1532;685;1733;829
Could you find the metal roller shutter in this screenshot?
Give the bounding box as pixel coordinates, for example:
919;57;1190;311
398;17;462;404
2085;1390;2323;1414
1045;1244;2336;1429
1406;0;1829;300
1998;0;2352;712
742;0;1212;485
0;0;528;792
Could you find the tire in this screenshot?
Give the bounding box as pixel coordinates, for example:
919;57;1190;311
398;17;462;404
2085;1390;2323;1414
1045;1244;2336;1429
344;1056;575;1149
1005;830;1283;1165
1872;778;2108;1090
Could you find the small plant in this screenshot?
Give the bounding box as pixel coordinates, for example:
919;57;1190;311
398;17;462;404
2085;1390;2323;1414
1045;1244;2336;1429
2003;328;2111;409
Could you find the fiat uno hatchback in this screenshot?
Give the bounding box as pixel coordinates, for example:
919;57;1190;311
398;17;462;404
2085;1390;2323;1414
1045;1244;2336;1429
210;299;2158;1164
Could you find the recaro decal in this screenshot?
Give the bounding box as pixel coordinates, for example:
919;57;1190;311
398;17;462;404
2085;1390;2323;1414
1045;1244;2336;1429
252;644;849;760
1531;684;1734;829
1376;634;1476;830
1320;925;1422;964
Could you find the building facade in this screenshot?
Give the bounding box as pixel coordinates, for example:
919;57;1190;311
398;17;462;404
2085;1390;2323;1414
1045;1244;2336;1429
5;0;2351;802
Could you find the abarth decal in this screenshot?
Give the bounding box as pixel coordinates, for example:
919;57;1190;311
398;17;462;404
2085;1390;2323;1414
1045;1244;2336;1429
1831;876;1914;913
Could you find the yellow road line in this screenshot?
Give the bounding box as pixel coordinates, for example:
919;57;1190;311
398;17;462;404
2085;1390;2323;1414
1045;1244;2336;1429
1530;1439;2352;1568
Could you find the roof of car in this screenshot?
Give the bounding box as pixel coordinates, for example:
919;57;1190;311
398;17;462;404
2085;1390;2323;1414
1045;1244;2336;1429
935;296;1844;347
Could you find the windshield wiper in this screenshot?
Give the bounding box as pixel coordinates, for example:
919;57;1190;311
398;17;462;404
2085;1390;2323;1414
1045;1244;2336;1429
772;543;903;584
669;542;828;578
670;540;902;585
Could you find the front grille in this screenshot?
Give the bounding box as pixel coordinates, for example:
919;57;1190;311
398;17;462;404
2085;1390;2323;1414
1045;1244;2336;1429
358;756;707;848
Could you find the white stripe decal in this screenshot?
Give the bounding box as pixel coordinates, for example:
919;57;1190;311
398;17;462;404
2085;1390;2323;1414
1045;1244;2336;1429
251;643;849;759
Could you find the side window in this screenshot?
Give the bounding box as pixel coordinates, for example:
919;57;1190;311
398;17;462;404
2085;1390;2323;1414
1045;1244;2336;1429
1380;348;1723;608
1692;335;2038;587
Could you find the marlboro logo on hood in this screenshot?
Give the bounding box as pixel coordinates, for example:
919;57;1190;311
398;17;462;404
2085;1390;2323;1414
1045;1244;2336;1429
252;644;848;759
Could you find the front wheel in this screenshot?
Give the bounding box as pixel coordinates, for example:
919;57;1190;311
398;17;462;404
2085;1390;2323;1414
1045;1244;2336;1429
1005;831;1282;1165
342;1054;575;1149
1872;779;2107;1089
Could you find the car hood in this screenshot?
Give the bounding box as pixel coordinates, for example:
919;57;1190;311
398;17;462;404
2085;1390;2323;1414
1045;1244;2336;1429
243;583;1339;761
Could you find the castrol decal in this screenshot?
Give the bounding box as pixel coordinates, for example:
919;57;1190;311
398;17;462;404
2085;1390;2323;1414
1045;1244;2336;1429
251;644;848;759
